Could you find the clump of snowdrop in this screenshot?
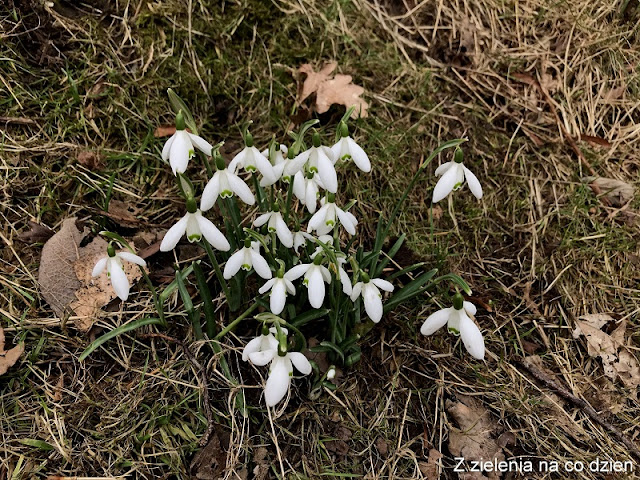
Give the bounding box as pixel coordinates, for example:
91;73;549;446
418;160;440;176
420;293;485;360
92;243;146;301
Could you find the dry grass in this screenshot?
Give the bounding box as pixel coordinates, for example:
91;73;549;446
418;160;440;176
1;0;640;478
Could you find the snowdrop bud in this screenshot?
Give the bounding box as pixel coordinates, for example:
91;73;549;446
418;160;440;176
107;242;116;258
313;254;324;266
360;271;370;283
327;366;336;380
245;131;254;148
176;110;185;131
452;292;464;310
186;197;198;214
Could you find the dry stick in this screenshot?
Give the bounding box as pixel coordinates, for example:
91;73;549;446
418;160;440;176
517;358;640;461
532;75;609;205
139;333;215;447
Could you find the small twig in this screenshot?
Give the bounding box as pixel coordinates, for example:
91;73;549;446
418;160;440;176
0;116;38;126
517;357;640;461
139;333;215;446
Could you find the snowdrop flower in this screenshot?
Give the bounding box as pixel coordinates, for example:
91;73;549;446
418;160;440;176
253;207;293;248
292;171;325;213
331;122;371;172
161;111;213;175
350;272;394;323
285;256;331;308
259;144;287;187
292;231;314;254
160;198;230;252
310;235;352;295
326;366;336;381
224;239;272;280
241;326;284;362
201;152;255;210
307;194;358;236
249;346;312;407
228;132;277;185
92;244;146;301
280;147;309;182
259;264;298;314
432;147;482;203
420;294;485;360
291;132;337;193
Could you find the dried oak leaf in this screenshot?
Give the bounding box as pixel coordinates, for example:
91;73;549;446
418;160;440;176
446;395;505;480
0;327;24;376
581;177;635;207
573;314;640;393
298;63;368;118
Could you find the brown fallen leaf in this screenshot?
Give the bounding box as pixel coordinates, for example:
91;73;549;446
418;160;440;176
580;134;612;148
154;124;176;137
418;449;443;480
581;177;634;207
18;221;55;244
105;200;142;226
0;327;24;376
573;314;640;394
298;63;368;118
77;150;104;170
446;395;505;479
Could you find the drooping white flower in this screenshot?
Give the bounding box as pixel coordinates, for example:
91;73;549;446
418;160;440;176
307;195;358;236
201;154;255;210
292;171;325;214
259;144;288;187
292;231;314;254
248;348;312;407
253;209;293;248
432;148;482;203
420;296;485;360
160;206;230;252
285;259;331;308
331;123;371;172
161;112;213;175
291;133;337;193
310;235;352;295
259;269;297;315
350;274;394;323
228;132;277;185
241;326;285;362
224;240;272;280
92;247;146;301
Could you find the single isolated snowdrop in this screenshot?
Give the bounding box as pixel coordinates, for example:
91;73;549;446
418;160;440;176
224;239;272;280
228;131;277;185
162;111;213;175
307;194;358;236
432;147;482;203
258;263;299;314
259;144;287;187
292;132;338;193
350;272;394;323
241;326;284;362
286;255;332;308
201;151;255;210
92;244;146;301
253;207;293;248
293;170;325;214
331;122;371;173
420;293;485;360
248;345;312;407
160;198;230;252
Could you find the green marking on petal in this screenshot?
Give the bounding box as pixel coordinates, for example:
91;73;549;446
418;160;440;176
246;165;257;172
342;154;352;161
241;264;251;271
188;149;194;158
453;182;463;191
221;190;233;198
187;234;202;243
326;220;335;226
448;327;460;335
309;166;318;173
268;227;276;232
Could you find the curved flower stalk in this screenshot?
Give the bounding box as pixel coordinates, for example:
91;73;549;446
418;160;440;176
162;111;213;175
307;194;358;236
285;256;331;308
92;244;146;301
201;151;255;210
292;171;325;213
258;264;299;314
331;122;371;173
292;132;337;193
224;239;272;280
350;272;394;323
228;132;277;185
432;147;482;203
253;208;293;248
160;198;230;252
248;343;312;407
420;294;485;360
259;144;288;187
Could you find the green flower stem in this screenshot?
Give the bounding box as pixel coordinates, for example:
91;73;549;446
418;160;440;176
284;176;295;224
252;173;264;208
200;152;213;177
201;241;232;303
213;301;260;340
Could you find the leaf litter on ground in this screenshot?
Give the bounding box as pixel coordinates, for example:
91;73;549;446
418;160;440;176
0;327;24;376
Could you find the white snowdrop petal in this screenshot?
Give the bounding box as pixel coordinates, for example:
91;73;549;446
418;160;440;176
160;215;189;251
228;173;256;205
284;279;296;295
109;259;130;301
264;358;291;407
196;214;231;251
229;149;246;173
117;252;146;267
253;148;277;184
463;301;477;316
363;284;383;323
289;352;312;375
275;216;293;248
307;268;326;308
187;132;213;155
339;268;352;295
259;278;277;294
250;250;272;279
242;336;264;361
350;282;363;302
463;166;483;199
162;134;176;161
200;173;221;211
434;161;453;177
460;313;485;360
284;264;310;281
347;138;371;172
170;131;191;174
269;280;287;315
224;249;245;279
92;257;107;277
371;278;394;292
292;172;306;201
336;208;357;235
420;308;451;336
253;212;271;228
249;349;276;367
317;151;338;193
432;164;459;203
